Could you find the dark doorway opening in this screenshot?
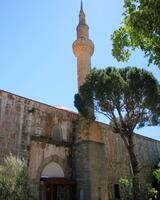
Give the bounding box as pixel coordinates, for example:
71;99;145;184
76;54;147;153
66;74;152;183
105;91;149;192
40;177;76;200
46;184;57;200
114;184;120;199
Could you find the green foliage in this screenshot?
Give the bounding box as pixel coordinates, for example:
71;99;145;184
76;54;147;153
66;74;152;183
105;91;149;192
75;67;160;133
151;161;160;199
0;154;35;200
119;178;133;200
111;0;160;68
119;178;157;200
148;188;158;200
153;168;160;183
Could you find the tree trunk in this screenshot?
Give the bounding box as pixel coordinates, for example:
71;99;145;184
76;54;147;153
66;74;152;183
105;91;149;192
132;174;140;200
120;132;140;200
127;134;140;200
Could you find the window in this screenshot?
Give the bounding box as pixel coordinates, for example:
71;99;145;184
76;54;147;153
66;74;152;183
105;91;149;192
35;127;43;136
114;184;120;199
52;126;62;141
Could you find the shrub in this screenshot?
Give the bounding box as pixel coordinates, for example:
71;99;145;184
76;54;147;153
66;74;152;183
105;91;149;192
148;188;158;200
119;178;133;200
0;154;35;200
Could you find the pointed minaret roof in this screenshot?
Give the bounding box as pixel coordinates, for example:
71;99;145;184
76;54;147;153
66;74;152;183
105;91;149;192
79;0;86;25
80;0;84;13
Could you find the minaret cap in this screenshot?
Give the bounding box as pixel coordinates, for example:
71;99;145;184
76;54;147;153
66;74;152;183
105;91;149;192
79;0;86;25
80;0;84;14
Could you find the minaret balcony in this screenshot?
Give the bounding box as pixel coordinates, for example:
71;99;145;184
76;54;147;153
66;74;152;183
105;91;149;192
72;38;94;57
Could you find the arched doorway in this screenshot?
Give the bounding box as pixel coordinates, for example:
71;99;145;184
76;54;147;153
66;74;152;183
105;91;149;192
39;162;75;200
41;162;64;178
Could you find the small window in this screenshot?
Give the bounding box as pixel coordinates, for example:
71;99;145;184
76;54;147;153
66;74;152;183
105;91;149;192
114;184;120;199
52;126;62;141
35;127;43;136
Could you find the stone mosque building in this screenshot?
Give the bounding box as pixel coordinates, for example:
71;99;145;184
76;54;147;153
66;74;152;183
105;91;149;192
0;2;160;200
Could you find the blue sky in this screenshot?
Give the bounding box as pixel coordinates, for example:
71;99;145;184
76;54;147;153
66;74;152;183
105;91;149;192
0;0;159;139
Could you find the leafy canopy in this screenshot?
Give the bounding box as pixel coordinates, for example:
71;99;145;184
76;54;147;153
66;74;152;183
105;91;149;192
75;67;160;134
112;0;160;68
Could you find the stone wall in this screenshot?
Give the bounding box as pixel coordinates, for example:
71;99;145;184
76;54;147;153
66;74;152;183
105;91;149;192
0;90;78;199
0;90;77;172
74;120;160;200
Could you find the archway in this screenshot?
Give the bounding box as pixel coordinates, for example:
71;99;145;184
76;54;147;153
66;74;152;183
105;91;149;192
41;162;64;178
39;161;76;200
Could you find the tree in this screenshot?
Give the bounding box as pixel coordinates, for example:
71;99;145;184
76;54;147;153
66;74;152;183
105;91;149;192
111;0;160;68
74;67;160;200
152;161;160;199
0;154;35;200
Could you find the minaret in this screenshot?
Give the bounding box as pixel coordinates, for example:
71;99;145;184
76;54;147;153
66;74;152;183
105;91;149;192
73;1;94;92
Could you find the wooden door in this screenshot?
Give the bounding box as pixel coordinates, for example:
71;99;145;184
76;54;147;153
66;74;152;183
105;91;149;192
46;184;57;200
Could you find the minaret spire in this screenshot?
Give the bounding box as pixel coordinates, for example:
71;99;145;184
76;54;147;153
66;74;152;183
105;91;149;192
79;0;86;25
72;1;94;92
80;0;83;11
